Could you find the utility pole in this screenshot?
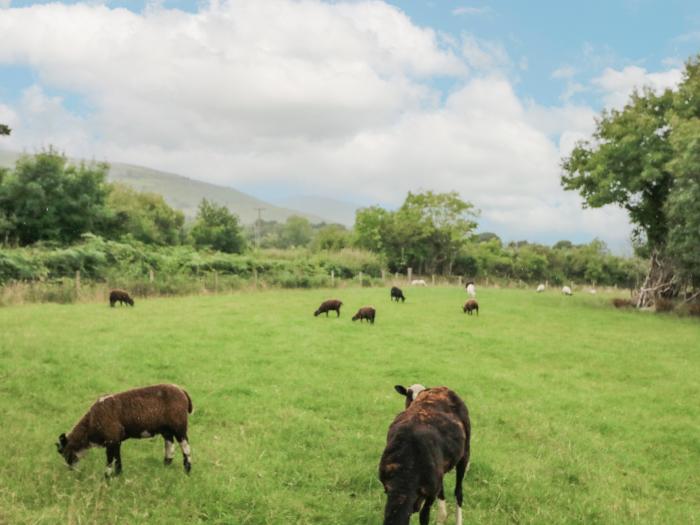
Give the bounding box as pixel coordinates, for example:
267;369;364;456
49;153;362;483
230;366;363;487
254;207;265;249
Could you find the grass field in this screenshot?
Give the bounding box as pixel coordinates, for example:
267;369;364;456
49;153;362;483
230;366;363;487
0;287;698;524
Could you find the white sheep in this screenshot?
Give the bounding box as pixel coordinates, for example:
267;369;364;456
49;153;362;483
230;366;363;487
536;284;545;293
411;279;427;286
562;286;573;296
466;282;476;297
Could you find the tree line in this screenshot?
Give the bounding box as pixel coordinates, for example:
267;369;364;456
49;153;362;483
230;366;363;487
0;147;644;288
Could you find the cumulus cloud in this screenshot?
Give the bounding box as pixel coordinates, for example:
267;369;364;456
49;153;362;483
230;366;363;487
0;0;648;250
592;65;682;108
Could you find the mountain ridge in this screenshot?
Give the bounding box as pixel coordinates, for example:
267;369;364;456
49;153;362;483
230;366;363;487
0;150;325;224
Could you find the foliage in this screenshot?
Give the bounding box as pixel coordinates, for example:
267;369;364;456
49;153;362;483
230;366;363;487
106;183;185;245
562;54;700;297
665;61;700;287
0;149;111;245
190;199;247;253
277;216;314;249
0;123;10;136
311;224;351;251
354;191;478;274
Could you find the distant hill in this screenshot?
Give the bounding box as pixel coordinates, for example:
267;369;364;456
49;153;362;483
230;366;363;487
276;195;360;227
0;150;324;224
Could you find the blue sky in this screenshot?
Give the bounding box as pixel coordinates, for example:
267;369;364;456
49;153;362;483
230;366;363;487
0;1;698;250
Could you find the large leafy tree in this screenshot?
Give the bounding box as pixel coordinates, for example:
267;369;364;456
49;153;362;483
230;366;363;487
0;149;111;245
562;55;700;305
353;191;478;274
0;124;10;136
190;198;246;253
106;183;185;245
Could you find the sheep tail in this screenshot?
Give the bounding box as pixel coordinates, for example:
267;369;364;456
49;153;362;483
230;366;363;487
182;388;194;414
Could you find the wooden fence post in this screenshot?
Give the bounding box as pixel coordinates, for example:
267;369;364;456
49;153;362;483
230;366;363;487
253;268;258;289
331;270;335;287
458;276;462;287
407;267;412;283
75;270;80;294
214;271;218;292
381;269;385;281
359;271;363;287
431;274;435;286
149;268;154;283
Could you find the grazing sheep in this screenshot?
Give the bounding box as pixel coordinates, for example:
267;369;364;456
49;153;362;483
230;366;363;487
465;282;476;298
589;289;597;295
562;286;573;296
352;306;376;324
411;279;427;286
536;283;545;293
379;385;471;525
463;299;479;316
612;298;632;308
314;299;343;317
390;287;406;303
56;384;193;476
109;289;134;307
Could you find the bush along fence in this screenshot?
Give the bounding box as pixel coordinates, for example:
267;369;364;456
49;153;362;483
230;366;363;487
0;235;643;306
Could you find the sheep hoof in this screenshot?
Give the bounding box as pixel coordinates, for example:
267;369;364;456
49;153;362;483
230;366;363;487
184;461;192;475
164;457;173;466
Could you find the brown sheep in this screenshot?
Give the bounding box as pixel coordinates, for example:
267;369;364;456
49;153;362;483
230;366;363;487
56;384;193;476
379;385;471;525
352;306;376;324
612;298;632;308
314;299;343;317
109;289;134;307
463;299;479;316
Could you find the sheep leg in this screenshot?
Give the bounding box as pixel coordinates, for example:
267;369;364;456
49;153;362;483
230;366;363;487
437;484;447;524
105;443;121;477
163;433;176;466
177;435;192;474
418;496;435;525
454;456;468;525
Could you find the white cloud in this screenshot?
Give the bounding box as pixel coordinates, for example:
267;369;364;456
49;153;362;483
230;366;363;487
460;34;510;71
551;65;576;79
592;65;682;108
0;0;637;250
0;0;11;9
452;6;491;16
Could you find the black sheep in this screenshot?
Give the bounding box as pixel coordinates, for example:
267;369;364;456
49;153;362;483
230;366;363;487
314;299;343;317
379;385;471;525
109;289;134;307
390;287;406;303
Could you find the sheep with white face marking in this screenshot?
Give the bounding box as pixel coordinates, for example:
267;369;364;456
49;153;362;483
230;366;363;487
56;384;194;477
379;384;471;525
466;282;476;298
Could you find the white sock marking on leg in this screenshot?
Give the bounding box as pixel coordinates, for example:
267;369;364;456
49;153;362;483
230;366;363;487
180;439;191;462
437;499;447;524
456;506;463;525
165;441;175;460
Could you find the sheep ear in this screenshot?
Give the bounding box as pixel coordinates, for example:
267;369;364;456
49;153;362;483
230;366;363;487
394;385;408;396
59;433;68;446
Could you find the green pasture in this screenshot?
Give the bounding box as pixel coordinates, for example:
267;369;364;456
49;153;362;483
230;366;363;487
0;287;698;524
